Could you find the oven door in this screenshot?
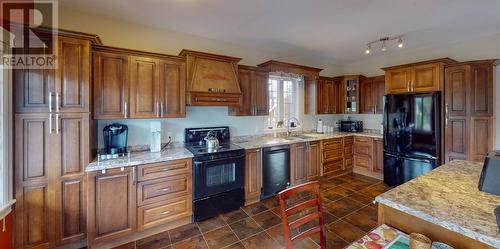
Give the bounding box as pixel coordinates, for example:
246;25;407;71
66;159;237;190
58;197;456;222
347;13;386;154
193;154;245;200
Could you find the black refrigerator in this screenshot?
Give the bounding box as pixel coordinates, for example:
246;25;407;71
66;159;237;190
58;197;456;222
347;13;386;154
383;92;441;187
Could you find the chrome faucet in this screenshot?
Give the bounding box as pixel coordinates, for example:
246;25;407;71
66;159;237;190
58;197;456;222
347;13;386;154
286;117;301;136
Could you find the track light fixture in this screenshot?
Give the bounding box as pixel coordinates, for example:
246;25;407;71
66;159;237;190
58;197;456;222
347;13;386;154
365;35;404;54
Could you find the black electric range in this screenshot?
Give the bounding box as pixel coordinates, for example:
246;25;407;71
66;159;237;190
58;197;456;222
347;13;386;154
184;127;245;222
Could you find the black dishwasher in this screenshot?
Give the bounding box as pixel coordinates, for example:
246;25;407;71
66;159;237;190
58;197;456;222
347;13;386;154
261;145;290;200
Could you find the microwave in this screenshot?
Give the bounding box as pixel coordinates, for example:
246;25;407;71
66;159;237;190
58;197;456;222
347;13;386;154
339;120;363;132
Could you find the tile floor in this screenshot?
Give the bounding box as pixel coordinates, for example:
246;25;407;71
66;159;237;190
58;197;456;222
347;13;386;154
112;173;391;249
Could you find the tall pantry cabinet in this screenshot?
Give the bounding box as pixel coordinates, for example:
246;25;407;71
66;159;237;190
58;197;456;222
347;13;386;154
13;31;99;248
443;60;498;162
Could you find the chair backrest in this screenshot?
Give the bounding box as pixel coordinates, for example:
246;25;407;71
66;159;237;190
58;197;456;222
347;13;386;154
277;181;326;249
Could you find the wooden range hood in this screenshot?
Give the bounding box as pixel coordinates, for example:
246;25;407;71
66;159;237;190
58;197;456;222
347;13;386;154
179;49;243;106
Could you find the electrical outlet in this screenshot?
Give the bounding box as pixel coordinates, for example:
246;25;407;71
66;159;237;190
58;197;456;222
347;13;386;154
167;132;173;142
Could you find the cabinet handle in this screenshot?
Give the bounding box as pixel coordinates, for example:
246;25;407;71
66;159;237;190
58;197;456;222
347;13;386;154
132;167;136;185
48;92;53;113
124;101;128;118
157;101;160;117
161;167;173;171
55;113;60;134
445;104;449;128
55;92;60;112
411;81;414;92
407;81;410;92
159;187;171;192
160;102;164;117
49;113;53;134
160;211;171;215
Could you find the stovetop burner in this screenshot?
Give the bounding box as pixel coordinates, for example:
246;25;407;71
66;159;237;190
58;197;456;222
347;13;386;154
185;142;243;156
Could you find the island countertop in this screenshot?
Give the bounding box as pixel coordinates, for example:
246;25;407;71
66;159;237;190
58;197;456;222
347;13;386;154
375;160;500;248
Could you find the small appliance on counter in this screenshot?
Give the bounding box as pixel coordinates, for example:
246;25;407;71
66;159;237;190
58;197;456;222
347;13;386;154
184;126;245;222
316;119;324;133
103;123;128;154
479;151;500;195
339;120;363;132
150;121;162;152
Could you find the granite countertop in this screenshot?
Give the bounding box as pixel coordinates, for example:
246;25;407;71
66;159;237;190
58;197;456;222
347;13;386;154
375;160;500;248
85;145;193;172
232;131;383;149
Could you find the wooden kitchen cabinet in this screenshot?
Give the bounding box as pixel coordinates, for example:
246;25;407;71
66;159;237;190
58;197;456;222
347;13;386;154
373;138;384;174
93;48;130;119
15;35;91;113
87;167;137;245
317;76;343;114
245;149;262;205
343;75;364;114
360;76;385;114
14;113;90;248
229;65;269;116
444;60;497;163
93;46;186;119
129;56;161;118
383;58;456;94
291;141;321;185
343;136;354;170
322;138;344;175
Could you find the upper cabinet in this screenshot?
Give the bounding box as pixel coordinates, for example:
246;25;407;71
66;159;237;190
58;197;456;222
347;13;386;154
229;65;269;116
93;46;186;119
180;50;242;106
317;76;342;114
15;35;91;113
383;58;456;94
360;75;385;114
343;75;364;114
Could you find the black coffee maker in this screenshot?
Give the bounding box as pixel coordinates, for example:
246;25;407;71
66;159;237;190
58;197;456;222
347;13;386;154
103;123;128;154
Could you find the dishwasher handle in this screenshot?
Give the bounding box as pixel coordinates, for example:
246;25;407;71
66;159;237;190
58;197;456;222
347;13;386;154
263;145;290;153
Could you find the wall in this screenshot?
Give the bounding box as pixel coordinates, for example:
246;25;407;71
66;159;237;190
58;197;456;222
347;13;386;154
342;33;500;148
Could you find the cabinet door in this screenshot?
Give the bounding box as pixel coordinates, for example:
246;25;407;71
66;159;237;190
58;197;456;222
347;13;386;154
160;59;186;117
52;113;89;245
470;63;493;116
129;56;160;118
360;79;374;113
373;76;385;114
291;143;308;185
412;63;440;92
245;149;261;205
385;68;411;94
444;117;468;162
445;65;469;116
14;114;57;249
333;79;343;114
87;167;137;244
14;32;55;113
469;117;493;162
55;36;91;113
230;69;252;116
373;139;383;173
307;141;321;180
93;51;129;119
254;71;269;116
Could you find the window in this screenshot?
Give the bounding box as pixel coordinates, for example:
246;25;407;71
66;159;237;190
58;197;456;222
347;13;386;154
267;73;303;129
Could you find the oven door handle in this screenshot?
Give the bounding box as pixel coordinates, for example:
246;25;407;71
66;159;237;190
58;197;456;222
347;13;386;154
193;154;245;164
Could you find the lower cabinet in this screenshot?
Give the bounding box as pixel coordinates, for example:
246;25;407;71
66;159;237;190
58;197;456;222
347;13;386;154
322;138;344;175
245;149;261;205
291;141;320;185
353;136;384;179
87;159;192;247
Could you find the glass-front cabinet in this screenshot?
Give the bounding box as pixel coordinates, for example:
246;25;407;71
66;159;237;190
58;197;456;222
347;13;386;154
343;75;364;114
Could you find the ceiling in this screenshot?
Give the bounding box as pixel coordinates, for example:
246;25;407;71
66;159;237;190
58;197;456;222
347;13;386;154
60;0;500;65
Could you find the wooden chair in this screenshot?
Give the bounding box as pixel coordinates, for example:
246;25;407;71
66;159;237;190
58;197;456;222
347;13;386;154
278;181;326;249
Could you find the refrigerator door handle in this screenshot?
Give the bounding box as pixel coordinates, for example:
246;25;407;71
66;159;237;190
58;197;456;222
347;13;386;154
445;104;449;128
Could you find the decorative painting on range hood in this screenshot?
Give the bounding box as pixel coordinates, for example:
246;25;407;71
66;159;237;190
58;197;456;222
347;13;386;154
179;49;242;106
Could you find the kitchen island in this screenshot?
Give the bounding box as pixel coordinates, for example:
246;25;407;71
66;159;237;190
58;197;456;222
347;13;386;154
375;160;500;249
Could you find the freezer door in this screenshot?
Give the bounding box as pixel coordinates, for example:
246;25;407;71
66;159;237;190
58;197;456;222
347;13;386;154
384;153;438;187
406;93;440;158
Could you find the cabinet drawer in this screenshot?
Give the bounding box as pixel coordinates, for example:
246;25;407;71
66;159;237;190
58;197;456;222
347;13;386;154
354;136;371;144
344;145;353;156
323;149;343;161
138;196;192;230
137;174;191;206
354;155;372;170
343;136;353;145
323;159;343;174
137;159;191;181
354;143;372;156
323;138;343;150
